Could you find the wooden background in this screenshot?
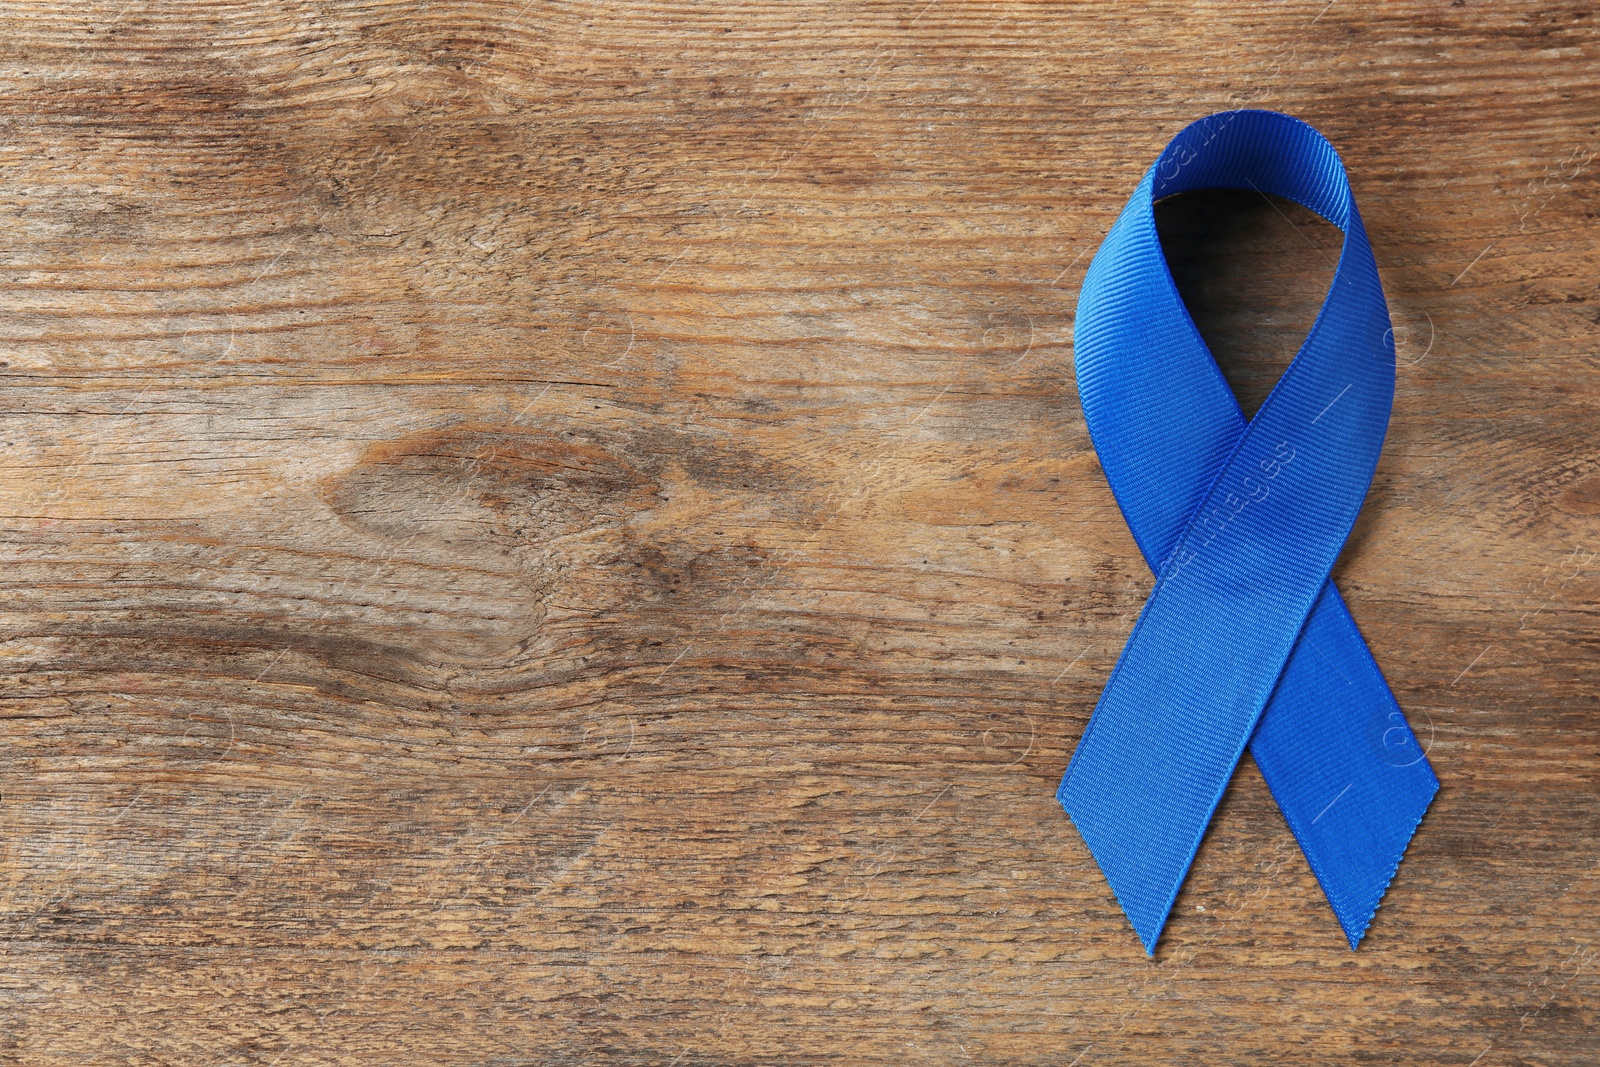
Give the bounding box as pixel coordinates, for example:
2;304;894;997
0;1;1594;1063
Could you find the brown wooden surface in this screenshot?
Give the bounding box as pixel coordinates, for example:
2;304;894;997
0;2;1595;1064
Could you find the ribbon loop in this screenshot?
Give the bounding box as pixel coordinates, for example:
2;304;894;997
1058;110;1437;954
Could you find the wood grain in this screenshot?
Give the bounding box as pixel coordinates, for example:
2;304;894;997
0;1;1595;1063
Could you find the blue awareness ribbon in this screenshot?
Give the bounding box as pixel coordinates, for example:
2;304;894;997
1057;110;1439;954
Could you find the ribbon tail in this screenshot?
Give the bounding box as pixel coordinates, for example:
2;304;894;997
1059;769;1235;956
1250;581;1440;948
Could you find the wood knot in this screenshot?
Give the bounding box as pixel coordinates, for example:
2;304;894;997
323;420;659;548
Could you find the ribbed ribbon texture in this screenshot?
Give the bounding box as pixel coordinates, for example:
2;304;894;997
1058;110;1438;955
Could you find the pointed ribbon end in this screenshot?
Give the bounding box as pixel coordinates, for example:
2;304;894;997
1323;772;1440;952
